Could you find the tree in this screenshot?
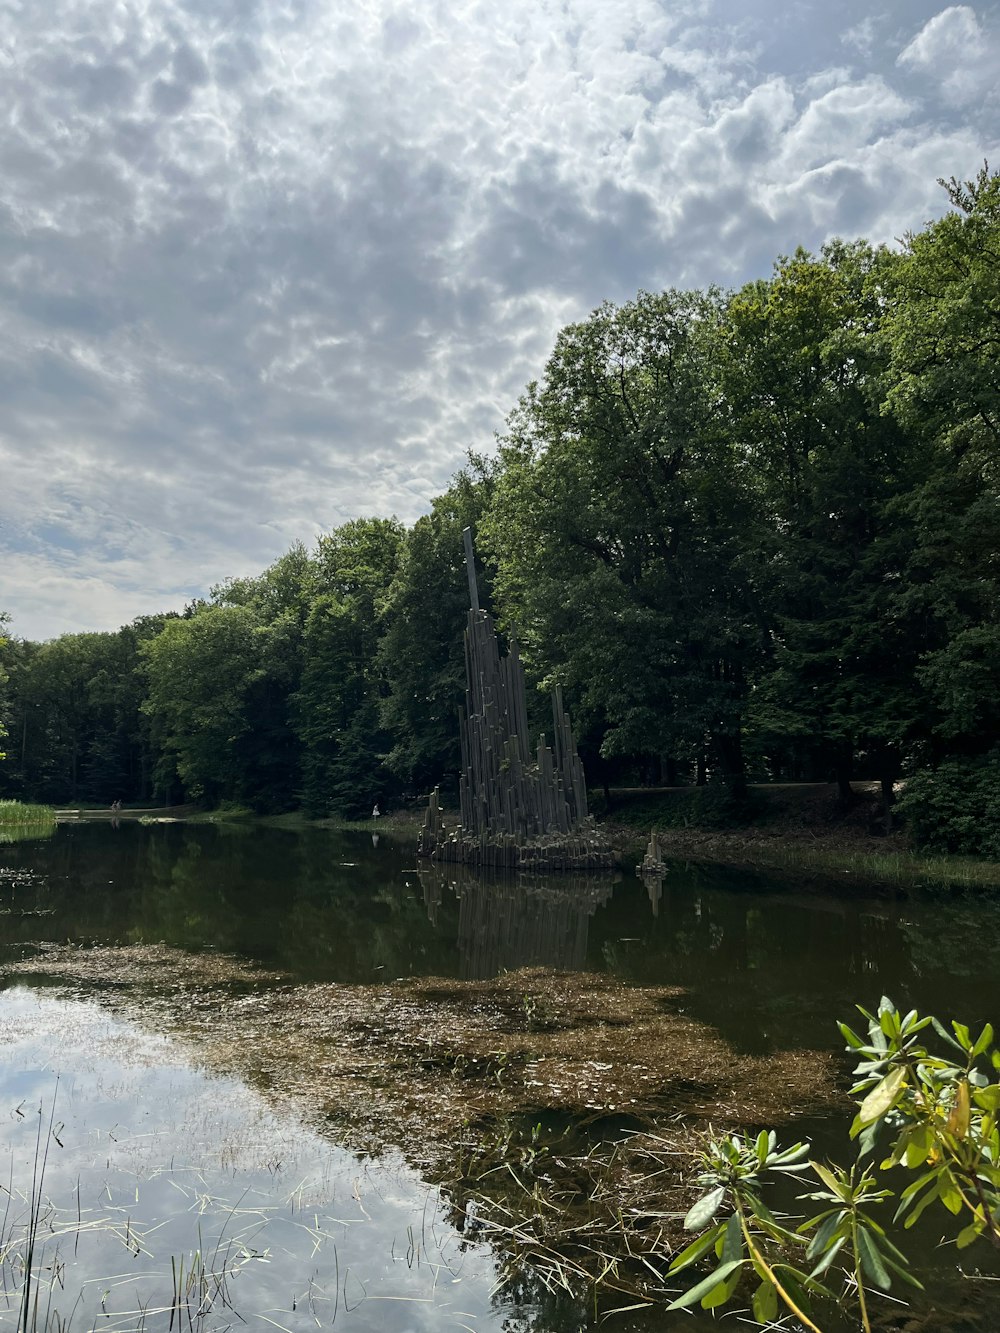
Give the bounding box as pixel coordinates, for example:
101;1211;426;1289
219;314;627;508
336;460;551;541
141;604;265;804
212;545;313;811
294;518;404;815
723;242;917;812
882;166;1000;776
378;468;495;793
483;289;766;795
0;611;9;762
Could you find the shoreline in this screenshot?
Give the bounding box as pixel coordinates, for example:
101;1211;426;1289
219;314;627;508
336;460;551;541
43;789;1000;891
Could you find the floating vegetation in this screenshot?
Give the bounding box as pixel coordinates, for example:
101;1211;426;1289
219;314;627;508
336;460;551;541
0;944;840;1308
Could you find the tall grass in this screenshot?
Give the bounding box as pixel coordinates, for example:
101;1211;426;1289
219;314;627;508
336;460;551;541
716;840;1000;890
0;800;57;827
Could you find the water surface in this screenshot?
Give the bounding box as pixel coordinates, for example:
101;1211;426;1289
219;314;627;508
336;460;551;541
3;821;1000;1330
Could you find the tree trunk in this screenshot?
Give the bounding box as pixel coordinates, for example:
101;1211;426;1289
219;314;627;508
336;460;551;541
715;732;748;800
880;773;896;834
834;749;855;805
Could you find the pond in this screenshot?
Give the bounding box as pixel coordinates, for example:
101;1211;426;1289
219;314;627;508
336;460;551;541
2;820;999;1330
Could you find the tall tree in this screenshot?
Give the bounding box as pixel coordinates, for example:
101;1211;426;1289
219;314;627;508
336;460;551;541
883;166;1000;765
294;518;404;815
483;289;765;795
141;604;265;805
378;468;495;793
724;242;916;808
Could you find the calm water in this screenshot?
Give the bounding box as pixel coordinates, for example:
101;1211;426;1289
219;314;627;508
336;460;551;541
2;820;1000;1330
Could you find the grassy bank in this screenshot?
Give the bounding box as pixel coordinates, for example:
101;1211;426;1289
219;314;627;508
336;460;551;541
601;784;1000;890
0;799;56;826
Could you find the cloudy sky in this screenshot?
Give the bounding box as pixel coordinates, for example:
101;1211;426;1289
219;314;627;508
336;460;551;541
1;0;997;640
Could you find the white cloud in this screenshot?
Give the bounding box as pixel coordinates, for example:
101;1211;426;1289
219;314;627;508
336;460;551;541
0;0;996;639
898;5;1000;106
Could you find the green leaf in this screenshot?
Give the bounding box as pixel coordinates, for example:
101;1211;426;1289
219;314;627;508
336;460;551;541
902;1181;943;1230
751;1279;778;1324
683;1185;726;1232
809;1160;846;1199
668;1223;726;1275
805;1211;844;1263
809;1234;846;1279
972;1023;994;1059
721;1213;742;1265
904;1123;934;1167
858;1065;907;1126
938;1173;964;1215
702;1263;742;1310
839;1022;866;1050
932;1017;967;1054
665;1259;744;1311
881;1252;924;1290
957;1220;982;1249
973;1084;1000;1113
952;1021;973;1052
857;1227;892;1290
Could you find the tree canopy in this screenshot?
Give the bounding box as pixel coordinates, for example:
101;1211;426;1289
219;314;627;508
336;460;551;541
4;167;998;845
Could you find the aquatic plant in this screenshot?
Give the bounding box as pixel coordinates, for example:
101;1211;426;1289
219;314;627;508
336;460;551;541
670;998;1000;1331
0;801;56;827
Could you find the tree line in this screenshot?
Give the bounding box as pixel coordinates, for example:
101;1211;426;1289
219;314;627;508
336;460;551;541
1;168;997;852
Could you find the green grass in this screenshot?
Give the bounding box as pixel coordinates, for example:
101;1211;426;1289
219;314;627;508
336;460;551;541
733;840;1000;890
0;800;56;827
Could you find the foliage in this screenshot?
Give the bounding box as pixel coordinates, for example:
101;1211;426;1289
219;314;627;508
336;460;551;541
0;610;9;761
671;998;1000;1330
293;518;404;816
897;753;1000;857
482;288;766;795
3;169;1000;825
378;468;495;792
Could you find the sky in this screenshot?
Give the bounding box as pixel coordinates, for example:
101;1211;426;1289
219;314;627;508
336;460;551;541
1;0;997;641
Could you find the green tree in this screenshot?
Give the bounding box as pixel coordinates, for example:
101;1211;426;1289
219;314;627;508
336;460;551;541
0;611;10;762
294;518;404;815
378;469;495;793
212;545;314;811
141;604;265;804
724;243;916;813
483;289;765;795
883;166;1000;779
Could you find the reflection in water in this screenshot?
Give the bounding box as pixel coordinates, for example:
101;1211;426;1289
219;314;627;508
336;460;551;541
418;864;617;979
0;822;56;846
0;987;508;1333
2;822;1000;1053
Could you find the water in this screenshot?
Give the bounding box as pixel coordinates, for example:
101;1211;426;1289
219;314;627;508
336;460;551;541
2;820;1000;1330
0;988;503;1331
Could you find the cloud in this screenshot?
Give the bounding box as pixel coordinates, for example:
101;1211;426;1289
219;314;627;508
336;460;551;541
898;5;1000;106
0;0;996;639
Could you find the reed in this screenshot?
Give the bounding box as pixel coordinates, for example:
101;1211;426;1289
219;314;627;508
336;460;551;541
0;801;57;827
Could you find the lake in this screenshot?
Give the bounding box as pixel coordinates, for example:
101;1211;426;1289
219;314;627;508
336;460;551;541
2;819;998;1330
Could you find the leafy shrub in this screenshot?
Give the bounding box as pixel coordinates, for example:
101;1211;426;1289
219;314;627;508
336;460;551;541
897;753;1000;857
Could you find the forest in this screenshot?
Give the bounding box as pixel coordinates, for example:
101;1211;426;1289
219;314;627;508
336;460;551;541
1;167;997;857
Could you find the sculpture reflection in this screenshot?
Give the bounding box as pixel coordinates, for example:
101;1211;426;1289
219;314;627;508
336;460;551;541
418;864;618;979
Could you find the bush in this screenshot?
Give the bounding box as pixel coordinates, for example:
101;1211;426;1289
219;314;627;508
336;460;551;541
897;752;1000;857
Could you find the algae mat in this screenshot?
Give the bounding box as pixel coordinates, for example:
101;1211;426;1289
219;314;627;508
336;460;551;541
3;942;840;1304
3;943;836;1148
